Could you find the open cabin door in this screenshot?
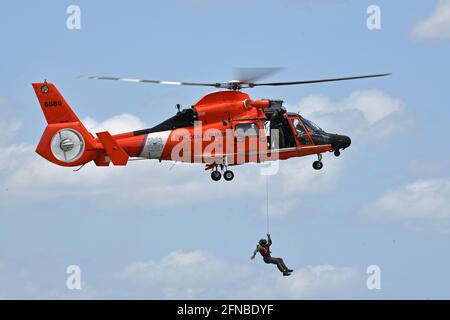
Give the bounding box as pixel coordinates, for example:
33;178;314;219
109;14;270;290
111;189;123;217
233;121;264;163
267;114;297;149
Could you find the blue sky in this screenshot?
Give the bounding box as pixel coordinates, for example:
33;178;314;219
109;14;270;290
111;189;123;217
1;0;450;299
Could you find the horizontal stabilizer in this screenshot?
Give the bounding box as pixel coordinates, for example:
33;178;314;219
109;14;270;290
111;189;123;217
96;131;129;166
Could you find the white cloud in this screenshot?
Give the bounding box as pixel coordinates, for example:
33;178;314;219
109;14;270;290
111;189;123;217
0;120;21;146
117;250;363;299
299;90;402;125
0;97;22;146
0;251;363;299
362;179;450;231
265;159;341;217
277;264;362;299
118;250;251;299
295;89;407;145
83;113;147;136
411;0;450;41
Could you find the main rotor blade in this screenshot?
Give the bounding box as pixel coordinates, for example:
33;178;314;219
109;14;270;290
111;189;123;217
87;76;221;88
85;73;391;91
251;73;391;87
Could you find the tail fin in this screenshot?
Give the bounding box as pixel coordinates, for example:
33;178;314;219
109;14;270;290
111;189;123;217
32;82;81;124
33;82;99;167
33;82;130;167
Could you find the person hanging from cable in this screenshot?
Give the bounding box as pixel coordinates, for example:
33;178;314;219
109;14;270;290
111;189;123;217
251;233;293;276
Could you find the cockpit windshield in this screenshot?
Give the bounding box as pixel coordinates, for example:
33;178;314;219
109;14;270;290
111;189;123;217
301;117;324;134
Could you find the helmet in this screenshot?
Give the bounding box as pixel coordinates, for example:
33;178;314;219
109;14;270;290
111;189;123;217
259;239;267;245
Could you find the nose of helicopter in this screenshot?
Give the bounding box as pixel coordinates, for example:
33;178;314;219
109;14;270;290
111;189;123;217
329;134;351;155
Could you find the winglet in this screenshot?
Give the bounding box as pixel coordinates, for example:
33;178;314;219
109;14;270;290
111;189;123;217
96;131;129;166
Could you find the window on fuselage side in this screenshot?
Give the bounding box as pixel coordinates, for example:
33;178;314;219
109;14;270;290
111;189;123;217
235;123;259;137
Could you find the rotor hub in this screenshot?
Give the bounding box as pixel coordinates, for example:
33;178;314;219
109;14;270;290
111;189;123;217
227;80;243;91
60;138;75;152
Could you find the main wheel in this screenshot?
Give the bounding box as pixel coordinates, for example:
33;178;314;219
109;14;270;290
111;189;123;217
223;170;234;181
334;150;341;157
312;161;323;170
211;170;222;181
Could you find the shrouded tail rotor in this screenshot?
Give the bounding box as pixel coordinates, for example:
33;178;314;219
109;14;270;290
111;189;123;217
50;129;85;163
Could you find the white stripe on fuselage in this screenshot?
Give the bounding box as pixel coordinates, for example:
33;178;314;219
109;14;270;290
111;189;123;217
139;130;172;159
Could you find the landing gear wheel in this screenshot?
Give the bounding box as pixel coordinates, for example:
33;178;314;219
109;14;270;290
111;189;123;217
312;161;323;170
211;170;222;181
334;150;341;157
223;170;234;181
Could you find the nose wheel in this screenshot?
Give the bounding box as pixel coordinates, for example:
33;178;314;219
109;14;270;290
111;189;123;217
313;154;324;170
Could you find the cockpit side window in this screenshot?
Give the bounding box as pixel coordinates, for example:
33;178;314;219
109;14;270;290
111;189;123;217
291;117;312;145
301;117;324;134
300;116;330;146
292;118;305;134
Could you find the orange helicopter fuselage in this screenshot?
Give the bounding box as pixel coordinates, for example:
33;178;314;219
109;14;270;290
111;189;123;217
32;82;349;179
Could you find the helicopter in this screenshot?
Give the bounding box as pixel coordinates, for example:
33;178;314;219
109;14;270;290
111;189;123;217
32;72;390;181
